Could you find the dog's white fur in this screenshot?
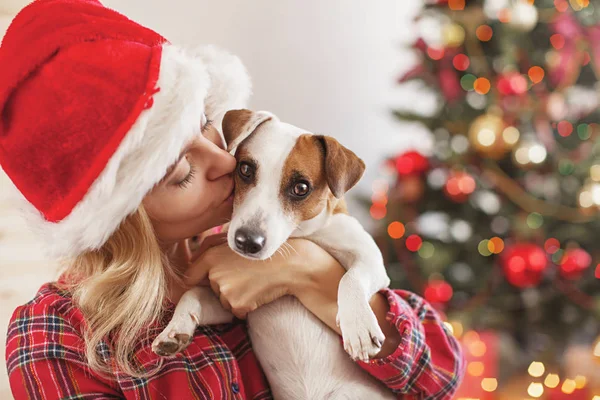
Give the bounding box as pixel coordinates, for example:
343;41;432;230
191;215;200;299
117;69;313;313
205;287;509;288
154;112;394;399
6;45;251;259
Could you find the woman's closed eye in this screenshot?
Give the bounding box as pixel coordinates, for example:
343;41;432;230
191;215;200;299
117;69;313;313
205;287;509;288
176;159;196;189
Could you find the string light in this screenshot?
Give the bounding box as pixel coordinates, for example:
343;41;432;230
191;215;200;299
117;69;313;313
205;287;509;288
498;8;511;23
450;321;464;338
528;361;545;377
488;237;504;254
481;378;497;392
453;54;470;71
550;34;565;50
469;340;487;357
427;47;445;60
528;66;545;84
561;379;576;394
467;361;484;376
387;221;405;239
474;77;491;94
418;241;435;259
554;0;569;12
406;235;423;252
557;121;573;137
544;238;560;254
476;25;493;42
526;212;543;229
448;0;465;10
544;374;560;388
370;203;386;220
574;375;587;389
590;165;600;181
502;127;520;145
478;240;493;256
527;382;544;398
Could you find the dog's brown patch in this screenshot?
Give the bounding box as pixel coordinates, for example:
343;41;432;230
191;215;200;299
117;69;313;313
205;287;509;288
280;134;329;222
222;109;253;149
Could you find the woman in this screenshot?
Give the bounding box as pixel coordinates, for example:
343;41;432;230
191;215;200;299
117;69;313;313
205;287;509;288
2;0;464;399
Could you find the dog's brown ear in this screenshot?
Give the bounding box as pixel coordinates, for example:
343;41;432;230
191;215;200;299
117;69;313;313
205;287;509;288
316;135;365;198
222;109;274;153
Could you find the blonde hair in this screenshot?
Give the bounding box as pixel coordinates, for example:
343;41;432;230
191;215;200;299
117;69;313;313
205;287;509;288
58;205;182;377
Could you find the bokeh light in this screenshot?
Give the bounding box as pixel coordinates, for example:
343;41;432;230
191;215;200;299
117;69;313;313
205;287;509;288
544;238;560;254
476;25;493;42
448;0;465;10
557;121;573;137
387;221;405;239
544;374;560;388
528;66;545;84
550;34;565;49
406;234;423;252
474;77;491;94
481;378;497;392
453;54;470;71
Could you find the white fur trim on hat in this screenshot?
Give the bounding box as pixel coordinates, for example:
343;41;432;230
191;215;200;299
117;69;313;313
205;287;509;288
7;44;252;259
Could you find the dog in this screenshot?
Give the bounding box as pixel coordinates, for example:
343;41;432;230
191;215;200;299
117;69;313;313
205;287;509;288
153;110;394;399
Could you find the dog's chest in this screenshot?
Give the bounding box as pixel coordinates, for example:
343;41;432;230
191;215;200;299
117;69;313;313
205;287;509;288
246;296;395;400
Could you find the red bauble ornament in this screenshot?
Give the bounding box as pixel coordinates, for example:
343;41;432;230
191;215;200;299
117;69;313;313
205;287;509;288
443;171;476;203
424;280;453;304
395;151;429;177
559;248;592;280
501;243;548;288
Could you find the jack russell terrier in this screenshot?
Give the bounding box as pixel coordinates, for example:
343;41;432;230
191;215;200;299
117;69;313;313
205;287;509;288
153;109;394;399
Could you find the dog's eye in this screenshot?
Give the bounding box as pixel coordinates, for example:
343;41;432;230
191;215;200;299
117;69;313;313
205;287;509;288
238;162;254;179
292;181;310;197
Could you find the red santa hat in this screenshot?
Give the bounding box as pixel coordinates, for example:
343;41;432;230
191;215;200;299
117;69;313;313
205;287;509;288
0;0;251;258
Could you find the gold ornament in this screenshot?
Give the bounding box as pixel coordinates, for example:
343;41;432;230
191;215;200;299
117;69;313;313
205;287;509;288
594;335;600;363
468;114;512;159
443;23;465;48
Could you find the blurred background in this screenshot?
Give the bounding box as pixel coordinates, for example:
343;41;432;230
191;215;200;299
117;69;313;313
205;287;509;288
1;0;599;399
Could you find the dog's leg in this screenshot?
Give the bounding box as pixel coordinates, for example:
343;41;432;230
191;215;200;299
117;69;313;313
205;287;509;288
152;286;234;357
307;213;391;362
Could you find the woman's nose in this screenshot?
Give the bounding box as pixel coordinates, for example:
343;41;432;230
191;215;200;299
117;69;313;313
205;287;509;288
204;142;236;181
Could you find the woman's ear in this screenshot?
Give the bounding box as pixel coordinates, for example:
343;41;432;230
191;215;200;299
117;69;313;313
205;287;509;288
222;109;274;153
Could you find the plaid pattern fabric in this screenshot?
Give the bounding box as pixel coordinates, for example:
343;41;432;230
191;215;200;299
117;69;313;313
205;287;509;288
6;283;464;399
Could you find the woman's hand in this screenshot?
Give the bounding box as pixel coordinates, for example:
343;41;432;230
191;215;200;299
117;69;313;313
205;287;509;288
181;235;331;319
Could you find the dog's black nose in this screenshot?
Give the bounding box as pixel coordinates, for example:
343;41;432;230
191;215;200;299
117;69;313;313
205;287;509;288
234;228;266;254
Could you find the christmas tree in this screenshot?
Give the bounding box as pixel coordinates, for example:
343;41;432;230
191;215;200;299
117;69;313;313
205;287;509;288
374;0;600;397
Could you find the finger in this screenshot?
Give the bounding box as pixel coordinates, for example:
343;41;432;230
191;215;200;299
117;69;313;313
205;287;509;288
209;276;221;298
219;294;232;311
173;238;192;265
193;233;229;261
232;308;248;320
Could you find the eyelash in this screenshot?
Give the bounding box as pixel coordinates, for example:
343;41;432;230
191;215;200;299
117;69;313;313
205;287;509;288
201;118;213;133
177;161;196;189
175;117;211;189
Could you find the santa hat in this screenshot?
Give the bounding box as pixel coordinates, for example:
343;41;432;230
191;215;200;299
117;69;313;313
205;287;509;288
0;0;251;258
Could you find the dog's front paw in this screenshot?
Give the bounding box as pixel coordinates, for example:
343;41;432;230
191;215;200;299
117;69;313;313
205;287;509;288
152;315;197;357
337;302;385;362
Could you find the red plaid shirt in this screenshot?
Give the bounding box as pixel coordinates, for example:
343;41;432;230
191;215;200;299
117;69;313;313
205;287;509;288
6;283;464;399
